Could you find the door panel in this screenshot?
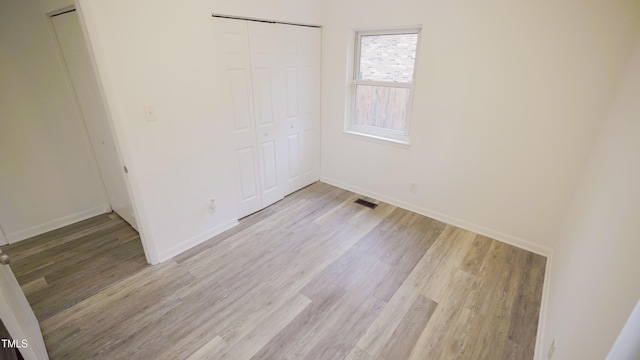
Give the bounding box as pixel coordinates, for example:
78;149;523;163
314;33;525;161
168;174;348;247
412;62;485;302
298;26;321;187
52;11;138;230
260;140;278;193
250;33;270;57
253;69;274;127
302;127;316;174
287;134;300;180
215;18;262;218
0;250;49;360
299;66;317;116
249;21;285;208
229;70;252;131
277;24;321;194
236;147;259;202
285;67;298;118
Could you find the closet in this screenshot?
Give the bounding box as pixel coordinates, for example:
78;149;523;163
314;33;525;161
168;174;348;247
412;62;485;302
51;9;138;230
213;17;321;218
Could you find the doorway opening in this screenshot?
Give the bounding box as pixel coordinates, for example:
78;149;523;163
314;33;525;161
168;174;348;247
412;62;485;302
50;8;139;232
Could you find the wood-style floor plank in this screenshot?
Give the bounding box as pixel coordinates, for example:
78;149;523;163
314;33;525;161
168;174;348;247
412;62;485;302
0;182;546;359
376;295;438;360
343;347;375;360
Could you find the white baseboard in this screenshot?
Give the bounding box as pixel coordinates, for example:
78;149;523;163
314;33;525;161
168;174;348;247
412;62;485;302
320;176;552;257
5;206;110;243
320;176;554;360
155;219;239;264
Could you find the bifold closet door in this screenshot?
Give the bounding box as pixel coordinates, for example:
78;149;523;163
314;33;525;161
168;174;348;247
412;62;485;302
278;24;321;195
247;21;286;210
214;17;320;218
215;18;264;218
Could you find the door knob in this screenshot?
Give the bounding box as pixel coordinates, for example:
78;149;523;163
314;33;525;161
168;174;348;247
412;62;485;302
0;254;10;265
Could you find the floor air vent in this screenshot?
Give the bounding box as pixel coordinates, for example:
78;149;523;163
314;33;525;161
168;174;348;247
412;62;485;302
354;198;378;209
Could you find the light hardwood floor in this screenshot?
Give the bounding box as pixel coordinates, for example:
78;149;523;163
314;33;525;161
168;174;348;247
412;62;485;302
0;182;546;359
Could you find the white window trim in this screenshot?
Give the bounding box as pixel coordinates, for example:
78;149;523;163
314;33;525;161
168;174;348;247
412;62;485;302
344;26;422;145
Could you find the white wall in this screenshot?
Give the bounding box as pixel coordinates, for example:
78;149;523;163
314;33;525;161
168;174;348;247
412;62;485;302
320;0;640;253
76;0;322;263
608;299;640;360
0;0;109;243
542;37;640;360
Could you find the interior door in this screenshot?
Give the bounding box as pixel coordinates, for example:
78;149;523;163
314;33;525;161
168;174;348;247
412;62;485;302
0;250;49;360
51;11;138;230
214;18;263;218
278;24;321;194
248;21;285;209
215;18;319;218
296;25;322;189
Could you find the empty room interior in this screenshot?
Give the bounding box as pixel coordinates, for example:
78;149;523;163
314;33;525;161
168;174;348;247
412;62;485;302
1;0;639;359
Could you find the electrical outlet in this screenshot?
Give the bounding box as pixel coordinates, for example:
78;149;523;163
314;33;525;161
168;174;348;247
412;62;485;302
209;199;216;210
548;338;556;359
409;182;417;193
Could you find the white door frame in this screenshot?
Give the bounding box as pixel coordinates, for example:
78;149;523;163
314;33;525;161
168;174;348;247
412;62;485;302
45;4;157;264
50;9;138;230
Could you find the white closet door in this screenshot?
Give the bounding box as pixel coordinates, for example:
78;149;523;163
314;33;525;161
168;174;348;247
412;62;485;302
278;24;321;194
214;18;263;218
215;18;320;219
52;11;138;230
248;21;285;209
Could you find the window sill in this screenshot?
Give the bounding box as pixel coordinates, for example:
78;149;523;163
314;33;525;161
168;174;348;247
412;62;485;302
343;130;411;148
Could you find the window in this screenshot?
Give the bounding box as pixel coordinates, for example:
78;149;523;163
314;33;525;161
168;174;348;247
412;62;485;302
346;27;421;144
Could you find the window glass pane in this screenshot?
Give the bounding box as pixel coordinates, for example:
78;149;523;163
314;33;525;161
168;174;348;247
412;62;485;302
354;85;410;132
358;33;418;83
